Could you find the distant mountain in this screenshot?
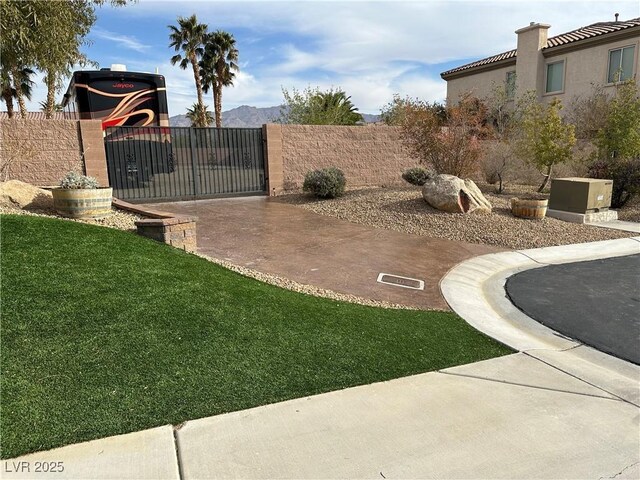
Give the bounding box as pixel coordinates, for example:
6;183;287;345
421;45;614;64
169;105;380;128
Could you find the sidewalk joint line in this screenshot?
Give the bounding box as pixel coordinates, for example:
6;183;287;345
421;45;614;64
437;370;623;402
173;426;185;480
523;352;639;408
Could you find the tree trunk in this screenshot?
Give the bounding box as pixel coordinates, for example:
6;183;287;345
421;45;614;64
45;72;56;119
190;56;206;127
2;92;14;118
537;164;552;193
214;83;221;128
11;68;27;119
191;56;204;107
497;173;504;194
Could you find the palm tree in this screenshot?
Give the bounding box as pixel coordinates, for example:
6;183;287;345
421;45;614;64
168;15;208;124
314;90;363;125
1;63;35;119
186;102;213;127
39;100;63;113
200;30;239;128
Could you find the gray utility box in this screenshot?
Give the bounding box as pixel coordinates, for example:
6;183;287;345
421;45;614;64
548;177;613;213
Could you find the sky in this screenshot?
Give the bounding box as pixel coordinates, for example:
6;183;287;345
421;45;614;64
19;0;640;116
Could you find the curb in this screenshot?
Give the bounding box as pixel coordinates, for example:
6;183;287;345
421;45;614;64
440;236;640;352
440;236;640;404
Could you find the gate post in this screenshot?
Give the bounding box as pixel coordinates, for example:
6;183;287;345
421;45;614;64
188;128;201;197
79;120;109;186
262;123;284;196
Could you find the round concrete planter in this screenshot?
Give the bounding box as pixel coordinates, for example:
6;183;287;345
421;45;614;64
52;187;113;219
510;197;548;220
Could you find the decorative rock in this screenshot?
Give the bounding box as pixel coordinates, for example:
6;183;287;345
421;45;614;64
0;180;53;211
421;174;492;214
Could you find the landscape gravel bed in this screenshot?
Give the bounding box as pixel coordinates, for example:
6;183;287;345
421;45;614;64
617;196;640;223
275;185;635;250
0;205;142;231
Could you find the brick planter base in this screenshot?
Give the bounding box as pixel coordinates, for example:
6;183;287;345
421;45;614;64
112;198;198;253
135;217;197;252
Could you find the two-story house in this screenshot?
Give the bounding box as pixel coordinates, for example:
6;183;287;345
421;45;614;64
441;17;640;104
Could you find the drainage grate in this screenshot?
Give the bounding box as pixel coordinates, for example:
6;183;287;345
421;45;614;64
376;273;425;290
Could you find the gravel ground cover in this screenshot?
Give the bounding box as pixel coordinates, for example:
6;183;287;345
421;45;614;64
275;185;635;250
617;196;640;222
0;205;141;231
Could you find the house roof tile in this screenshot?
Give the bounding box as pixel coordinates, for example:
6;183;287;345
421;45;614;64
441;17;640;78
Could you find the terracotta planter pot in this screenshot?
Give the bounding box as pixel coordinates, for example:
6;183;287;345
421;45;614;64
510;197;548;220
52;187;113;219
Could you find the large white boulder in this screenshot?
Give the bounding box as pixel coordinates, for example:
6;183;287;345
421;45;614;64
0;180;53;211
422;174;492;214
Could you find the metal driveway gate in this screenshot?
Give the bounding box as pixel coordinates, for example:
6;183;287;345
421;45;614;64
104;126;266;201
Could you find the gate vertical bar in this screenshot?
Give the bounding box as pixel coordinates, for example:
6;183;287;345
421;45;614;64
189;127;200;197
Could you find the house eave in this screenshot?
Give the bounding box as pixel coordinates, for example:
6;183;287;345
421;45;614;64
441;58;517;81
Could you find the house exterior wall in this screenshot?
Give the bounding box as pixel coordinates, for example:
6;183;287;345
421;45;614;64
445;23;640;105
542;36;640;103
446;64;516;103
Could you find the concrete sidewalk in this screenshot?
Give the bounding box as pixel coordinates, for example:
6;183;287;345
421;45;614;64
4;353;638;479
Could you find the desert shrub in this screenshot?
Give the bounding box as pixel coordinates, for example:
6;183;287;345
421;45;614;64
400;94;488;178
594;81;640;160
588;157;640;208
381;94;447;126
402;167;431;186
302;167;346;198
581;81;640;207
59;171;99;189
481;142;520;193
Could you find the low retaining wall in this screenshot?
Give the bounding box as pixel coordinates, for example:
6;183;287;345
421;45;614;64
113;198;197;253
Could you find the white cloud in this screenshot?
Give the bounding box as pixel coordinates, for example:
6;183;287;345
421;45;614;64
91;27;151;53
16;1;640;116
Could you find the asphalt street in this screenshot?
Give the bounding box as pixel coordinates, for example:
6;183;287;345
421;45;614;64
506;253;640;364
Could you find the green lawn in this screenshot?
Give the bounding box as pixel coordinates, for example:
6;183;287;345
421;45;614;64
0;214;512;458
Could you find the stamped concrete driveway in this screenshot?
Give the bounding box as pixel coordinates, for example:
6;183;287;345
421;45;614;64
139;196;503;310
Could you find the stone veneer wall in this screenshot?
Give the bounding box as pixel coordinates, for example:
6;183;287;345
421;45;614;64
0;119;108;187
135;216;198;253
263;124;419;195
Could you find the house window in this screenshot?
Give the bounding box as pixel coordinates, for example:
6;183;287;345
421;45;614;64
505;71;516;99
545;61;564;93
608;45;635;83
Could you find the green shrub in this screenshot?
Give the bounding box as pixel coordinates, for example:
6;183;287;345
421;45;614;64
303;167;346;198
402;167;431;186
588;157;640;208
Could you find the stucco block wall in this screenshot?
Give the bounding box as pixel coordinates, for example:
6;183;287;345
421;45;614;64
268;124;418;194
0;119;84;186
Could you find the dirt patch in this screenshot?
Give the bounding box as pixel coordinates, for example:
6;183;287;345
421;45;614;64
275;185;635;250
